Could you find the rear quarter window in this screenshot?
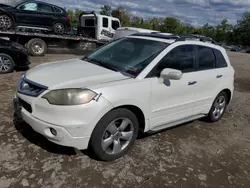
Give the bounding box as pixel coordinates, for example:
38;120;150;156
54;7;63;13
213;49;228;68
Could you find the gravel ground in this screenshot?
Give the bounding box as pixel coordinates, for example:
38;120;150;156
0;51;250;188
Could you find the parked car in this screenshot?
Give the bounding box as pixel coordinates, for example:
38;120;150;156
14;33;234;161
0;38;29;73
231;45;241;52
0;0;71;34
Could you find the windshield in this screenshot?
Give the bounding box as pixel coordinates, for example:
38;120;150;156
84;37;168;77
3;0;26;6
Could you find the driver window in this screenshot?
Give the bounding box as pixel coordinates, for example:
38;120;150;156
20;3;38;11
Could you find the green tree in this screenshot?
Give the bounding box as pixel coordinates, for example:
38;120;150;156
160;17;181;33
111;6;131;26
215;19;231;43
234;12;250;46
100;5;112;16
67;9;83;28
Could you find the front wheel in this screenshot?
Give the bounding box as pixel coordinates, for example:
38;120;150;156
0;14;13;30
0;53;15;74
89;108;139;161
207;91;228;122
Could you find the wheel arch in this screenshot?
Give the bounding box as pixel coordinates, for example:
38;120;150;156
221;88;232;104
111;104;147;133
0;11;16;23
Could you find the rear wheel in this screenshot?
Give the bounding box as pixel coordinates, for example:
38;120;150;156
89;108;139;161
207;91;228;122
0;53;15;74
53;23;65;34
27;38;47;56
0;14;13;30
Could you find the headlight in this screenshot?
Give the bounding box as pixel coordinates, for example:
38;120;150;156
42;89;97;105
13;45;23;50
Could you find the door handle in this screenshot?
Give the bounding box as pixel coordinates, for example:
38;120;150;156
188;81;197;85
216;75;223;78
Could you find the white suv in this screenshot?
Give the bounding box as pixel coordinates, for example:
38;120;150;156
14;33;234;161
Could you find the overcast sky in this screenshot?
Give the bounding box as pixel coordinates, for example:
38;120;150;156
1;0;249;27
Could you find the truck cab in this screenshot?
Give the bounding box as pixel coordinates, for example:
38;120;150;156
77;12;120;42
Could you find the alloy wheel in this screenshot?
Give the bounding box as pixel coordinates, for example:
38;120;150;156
102;118;134;155
212;95;226;120
0;15;12;29
0;55;12;72
55;24;65;34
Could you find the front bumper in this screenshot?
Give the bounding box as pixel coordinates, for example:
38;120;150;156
12;50;30;67
14;92;113;150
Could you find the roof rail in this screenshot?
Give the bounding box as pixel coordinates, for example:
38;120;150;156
130;32;217;44
131;32;180;40
176;35;217;44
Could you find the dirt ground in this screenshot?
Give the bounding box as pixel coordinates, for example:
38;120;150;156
0;51;250;188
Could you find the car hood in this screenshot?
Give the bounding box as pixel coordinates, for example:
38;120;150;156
25;59;131;89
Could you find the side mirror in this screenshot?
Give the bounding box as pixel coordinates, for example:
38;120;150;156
160;68;182;80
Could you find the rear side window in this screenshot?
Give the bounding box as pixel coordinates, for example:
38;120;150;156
103;18;109;28
37;3;53;13
214;49;228;68
197;46;216;70
112;20;120;30
54;7;63;13
151;45;196;76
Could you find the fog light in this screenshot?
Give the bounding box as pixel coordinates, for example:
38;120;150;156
50;128;57;136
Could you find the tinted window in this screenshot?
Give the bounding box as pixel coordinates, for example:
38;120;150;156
85;19;95;27
198;46;216;70
20;3;38;11
103;18;109;28
112;20;120;30
214;49;228;68
151;45;195;76
37;3;52;12
54;7;63;13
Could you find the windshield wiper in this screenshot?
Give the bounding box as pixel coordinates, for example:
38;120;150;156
84;57;118;72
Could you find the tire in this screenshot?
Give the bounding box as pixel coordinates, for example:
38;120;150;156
89;108;139;161
0;14;13;30
53;22;65;34
27;38;47;56
207;91;228;122
0;53;15;74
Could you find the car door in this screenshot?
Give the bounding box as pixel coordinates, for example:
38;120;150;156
99;17;113;41
15;2;40;26
36;3;55;27
148;45;197;129
191;45;220;115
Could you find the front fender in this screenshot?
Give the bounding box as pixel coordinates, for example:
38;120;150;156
0;9;15;22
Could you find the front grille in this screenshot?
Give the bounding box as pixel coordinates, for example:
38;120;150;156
18;98;32;113
18;76;48;97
